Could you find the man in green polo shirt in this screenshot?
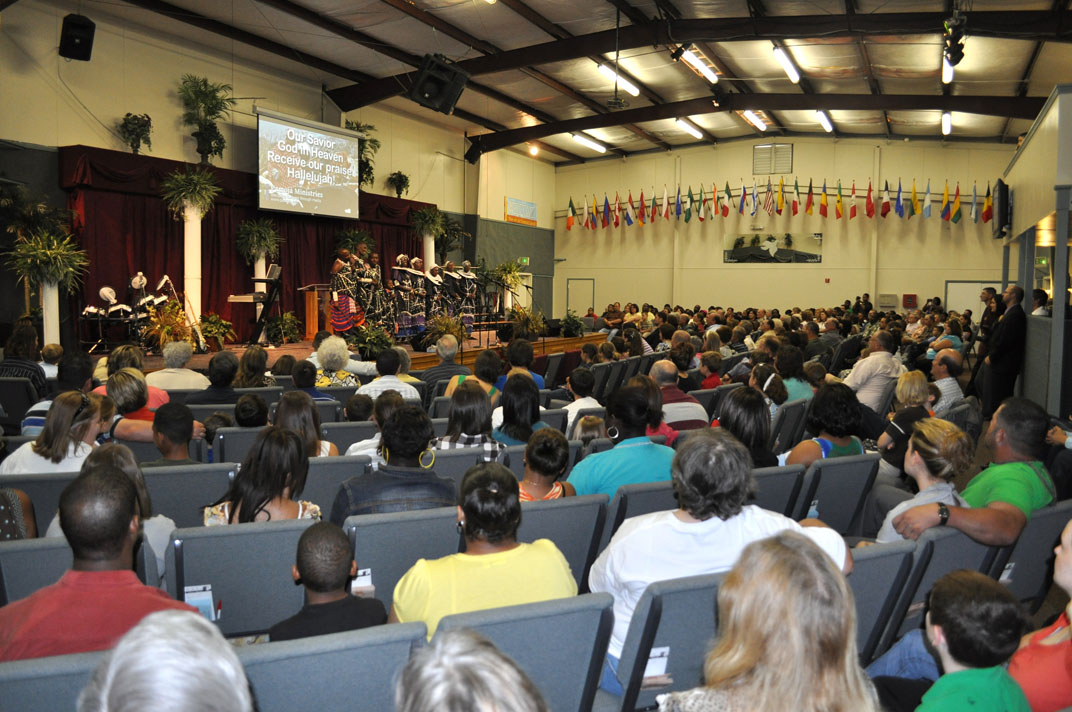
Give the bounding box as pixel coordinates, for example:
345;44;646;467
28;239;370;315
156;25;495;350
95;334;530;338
893;397;1055;546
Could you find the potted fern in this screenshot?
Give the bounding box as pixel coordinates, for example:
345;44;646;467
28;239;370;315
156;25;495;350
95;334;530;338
344;120;380;187
348;323;394;360
492;260;523;311
178;74;236;165
419;314;465;352
265;311;303;346
386;171;410;198
6;229;89;345
117;113;152;154
560;309;585;338
510;305;546;341
0;185;72;315
199;313;236;352
161;167;221;323
141;299;191;349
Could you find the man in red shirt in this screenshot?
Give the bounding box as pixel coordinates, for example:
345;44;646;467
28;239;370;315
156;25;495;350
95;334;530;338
0;465;195;661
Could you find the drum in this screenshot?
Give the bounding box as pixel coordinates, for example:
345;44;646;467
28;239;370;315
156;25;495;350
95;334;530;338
81;306;102;317
107;304;133;319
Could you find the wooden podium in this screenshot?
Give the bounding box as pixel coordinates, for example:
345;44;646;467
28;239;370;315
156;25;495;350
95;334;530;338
298;284;332;340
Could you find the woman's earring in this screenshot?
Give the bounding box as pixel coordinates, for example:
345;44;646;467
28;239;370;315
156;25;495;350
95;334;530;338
456;520;465;534
607;426;620;440
419;448;436;469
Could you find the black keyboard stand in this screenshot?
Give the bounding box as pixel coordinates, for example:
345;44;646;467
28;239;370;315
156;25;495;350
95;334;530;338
247;271;283;345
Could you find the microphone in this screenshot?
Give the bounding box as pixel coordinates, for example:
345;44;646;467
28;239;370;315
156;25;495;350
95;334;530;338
156;274;170;291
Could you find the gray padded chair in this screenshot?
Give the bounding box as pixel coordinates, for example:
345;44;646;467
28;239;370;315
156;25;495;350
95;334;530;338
320;385;358;404
273;374;295;391
707;382;743;419
162;388;204;404
234;386;284;405
848;538;915;665
0;378;39;434
567;407;606;439
321;421;379;453
516;494;608;591
0;471;78;533
430;448;491;489
502;444;527;479
989;498;1072;611
751;465;805;517
429;396;452;419
542;408;569;433
590;363;612;403
437;593;614;712
165;519;316;637
688;388;718;419
143;463;237;529
593;573;724;712
431;417;449;437
111;437;204;465
344;507;462;607
0;538;70;606
186;403;239;424
768;398;808;453
270;399;340;424
210;427;265;464
304;455;371;513
0;648;104;712
542;352;566;389
792;453;880;534
599;480;676;553
241;622;427;712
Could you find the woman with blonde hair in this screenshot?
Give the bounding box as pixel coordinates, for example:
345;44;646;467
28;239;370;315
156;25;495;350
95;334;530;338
875;370;933;484
106;367;153;422
232;345;277;388
0;391;109;474
658;531;879;712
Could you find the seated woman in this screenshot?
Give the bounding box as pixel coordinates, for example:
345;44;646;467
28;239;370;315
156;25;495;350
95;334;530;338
749;363;788;418
670;343;701;392
656;531;877;711
519;429;575;501
775;344;813;403
627;375;679;447
492;375;550;446
785;384;864;467
432;381;505;462
875;370;933;485
106;367;155;422
232;345;277;388
0;391;108;474
314;335;359;388
90;343;169;410
344;391;404;463
330;406;455;524
717;386;778;468
444;349;501;407
389;462;577;637
274;390;338;457
204;426;320;524
874;418;973;543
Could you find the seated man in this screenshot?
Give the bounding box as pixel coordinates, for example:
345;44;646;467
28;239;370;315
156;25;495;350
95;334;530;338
355;349;420;401
930;348;964;415
292;359;334;401
418;335;471;386
145;341;210;390
590;429;849;695
0;465;195;661
650;360;708;430
38;343;62;379
825;330;905;414
183;351;240;405
22;351;93;436
344;393;374;422
268;522;386;641
875;397;1054;546
141;402;197;467
493;339;545;391
562;367;600;437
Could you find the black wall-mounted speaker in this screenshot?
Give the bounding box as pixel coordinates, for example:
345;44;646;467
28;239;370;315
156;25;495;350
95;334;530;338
405;54;469;115
992;178;1011;240
59;14;95;61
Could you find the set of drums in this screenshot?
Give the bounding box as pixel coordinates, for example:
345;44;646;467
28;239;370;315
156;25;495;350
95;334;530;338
82;295;166;321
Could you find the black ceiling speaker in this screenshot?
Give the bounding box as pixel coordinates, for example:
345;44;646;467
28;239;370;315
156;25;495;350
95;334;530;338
405;54;469;115
59;14;96;61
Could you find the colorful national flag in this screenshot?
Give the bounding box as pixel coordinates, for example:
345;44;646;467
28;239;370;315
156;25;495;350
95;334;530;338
625;192;636;226
909;180;920;218
881;180;891;218
819;180;828;218
739;181;747;215
684;187;693;222
649;191;658;222
777;178;785;215
613;193;621;228
849;182;857;219
637;191;646;225
592;196;599;229
697;186;706;222
981;183;993;222
805;179;814;215
940;181;951;221
895;180;904;218
567;197;576;231
763;178;775;216
662;185;670;219
922;180;932;218
865;181;875;218
675;186;683;220
580;197;588;231
835;181;843;219
951;184;962;224
723;182;732;217
970;184;978;223
750;181;758;217
792;178;800;216
602;195;610;228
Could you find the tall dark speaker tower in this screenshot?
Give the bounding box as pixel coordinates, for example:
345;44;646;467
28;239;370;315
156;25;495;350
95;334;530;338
405;54;469;115
59;14;96;61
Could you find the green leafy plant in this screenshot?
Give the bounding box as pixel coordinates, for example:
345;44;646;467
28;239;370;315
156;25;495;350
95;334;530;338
199;312;236;343
344;120;380;187
386;171;410;198
160;167;221;219
733;236;746;249
347;323;394;360
419;314;466;352
561;309;584;338
0;185;70;240
410;206;444;237
265;311;303;346
337;227;374;254
141;299;191;348
784;232;793;248
236;218;283;264
492;259;523;290
6;229;89;292
177;74;236;164
435;216;471;264
117;113;152;154
510;305;546;340
749;234;761;248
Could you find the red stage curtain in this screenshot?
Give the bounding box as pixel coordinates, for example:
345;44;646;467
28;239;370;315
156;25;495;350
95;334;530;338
58;146;426;341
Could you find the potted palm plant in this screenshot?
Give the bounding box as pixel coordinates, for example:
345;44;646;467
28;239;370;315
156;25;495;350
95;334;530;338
6;229;89;344
117;113;153;154
435;216;471;265
0;185;72;316
344;120;380;188
337;227;374;255
178;74;236;165
161;167;221;322
386;171;410;198
492;260;523;311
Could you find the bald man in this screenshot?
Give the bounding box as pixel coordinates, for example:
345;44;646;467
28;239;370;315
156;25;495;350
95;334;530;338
931;348;965;415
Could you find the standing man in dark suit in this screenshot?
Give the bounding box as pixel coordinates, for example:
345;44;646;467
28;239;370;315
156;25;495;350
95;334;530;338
982;285;1027;419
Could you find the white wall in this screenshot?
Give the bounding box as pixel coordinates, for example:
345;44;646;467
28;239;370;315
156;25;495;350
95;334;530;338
554;137;1014;315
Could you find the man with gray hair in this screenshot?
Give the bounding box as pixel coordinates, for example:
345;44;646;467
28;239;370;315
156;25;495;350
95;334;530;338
418;334;471;386
651;359;708;430
145;341;210;390
931;348;964;414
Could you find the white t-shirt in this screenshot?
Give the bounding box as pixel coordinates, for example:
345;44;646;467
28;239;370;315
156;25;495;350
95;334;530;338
563;396;602;436
0;441;93;475
589;506;847;657
491;404;547;430
145;368;210;390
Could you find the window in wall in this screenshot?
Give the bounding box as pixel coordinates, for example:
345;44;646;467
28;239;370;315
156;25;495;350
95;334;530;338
752;143;793;175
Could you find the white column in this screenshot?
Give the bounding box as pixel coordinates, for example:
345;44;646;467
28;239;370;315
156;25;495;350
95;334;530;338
422;231;436;268
41;282;59;345
182;202;203;324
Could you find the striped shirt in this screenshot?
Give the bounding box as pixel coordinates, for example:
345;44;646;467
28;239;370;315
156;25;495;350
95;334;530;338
431;433;506;462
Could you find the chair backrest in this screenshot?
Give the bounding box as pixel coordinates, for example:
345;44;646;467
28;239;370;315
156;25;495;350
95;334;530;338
0;537;70;606
319;385;358;405
751;465;805;517
587;437;615;455
270;399;341;424
321;421;379;453
501;444;527;480
429;448;488;489
143;462;237;529
688;388;717;419
638;352;656;375
875;378;897;418
165;519;316;637
162;388;204;404
433;379;451;399
304;455;371;513
564;439;584;478
516;495;608;590
409;380;427;406
209;426;265;464
591;362;612;402
543;352;565;389
599;481;677;553
708;382;743;419
185;403;238;424
273;374;295;391
989;498;1072;611
240;622;426;712
567;407;607;439
541;408;568;433
601;573;724;712
606;359;628;397
437;593;614;712
0;648;104;712
719;352;747;376
848;539;915;665
0;471;78;534
234;386;284;405
429;396;451;419
0;378;39;432
622;355;642;382
111;437;199;465
768;398;808;453
344;507;462;607
793;453;880;534
431;417;449;437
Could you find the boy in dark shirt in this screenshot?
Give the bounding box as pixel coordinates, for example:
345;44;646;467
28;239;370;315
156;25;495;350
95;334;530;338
268;522;386;641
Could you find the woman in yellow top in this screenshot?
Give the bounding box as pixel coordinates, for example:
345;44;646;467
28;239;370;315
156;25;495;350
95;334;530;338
389;462;577;637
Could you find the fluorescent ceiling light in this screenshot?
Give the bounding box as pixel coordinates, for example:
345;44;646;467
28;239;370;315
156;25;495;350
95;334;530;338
942;57;954;84
597;64;640;97
773;47;800;84
680;50;719;84
816;110;833;133
941;112;952;136
742;110;767;131
572;133;607;153
675;118;703;139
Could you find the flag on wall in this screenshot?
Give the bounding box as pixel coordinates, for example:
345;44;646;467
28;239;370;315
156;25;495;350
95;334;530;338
602;195;610;228
970;184;978;224
792;178;801;216
866;181;875;218
697;186;706;222
723;182;733;217
613;193;621;228
625;192;636;226
567;198;576;230
940;181;951;221
637;191;646;225
982;183;993;222
951;184;962;223
908;180;920;218
922;180;932;218
739;181;747;215
749;181;758;216
649;191;658;222
592;196;599;228
805;179;814;215
835;181;844;219
895;180;904;218
675;186;683;220
580;197;588;231
763;178;775;215
849;182;857;219
683;187;693;222
819;180;829;218
662;186;670;219
777;178;785;215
